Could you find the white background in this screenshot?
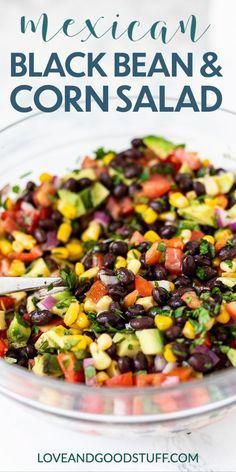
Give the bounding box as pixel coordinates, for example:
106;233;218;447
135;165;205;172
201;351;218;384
0;1;236;471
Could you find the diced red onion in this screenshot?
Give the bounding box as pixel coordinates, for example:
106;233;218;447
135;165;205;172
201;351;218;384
195;345;220;366
41;295;57;310
154;355;167;372
215;208;228;228
161;376;179;387
99;273;118;286
52;176;61;188
162;362;176;374
42;231;58;250
93;211;110;227
229;220;236;232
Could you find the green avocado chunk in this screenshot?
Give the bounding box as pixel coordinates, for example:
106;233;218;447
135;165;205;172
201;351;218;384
178;204;216;227
113;333;141;358
32;354;62;377
25;258;50;277
227;348;236;367
91;182;109;207
7;313;31;347
135;329;163;355
143;135;184;159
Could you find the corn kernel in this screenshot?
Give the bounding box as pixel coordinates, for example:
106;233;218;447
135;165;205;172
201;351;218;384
57;200;78;219
180;229;192;244
103;153;115;165
136;296;154;310
216;307;230;324
96;371;109;383
144;230;160;243
51;247;69;259
107;360;120;377
76;312;90;329
155;315;173;331
81;221;101;242
96;295;113;313
169;192;189;209
64;302;81;327
97;333;113;351
71;335;88;352
115;256;127;269
5;198;14;210
143;208;158;224
213;257;220;267
186;191;197;201
0;240;12;255
215;229;232;242
79;267;99;280
127;249;141;261
183;320;196;339
12;241;23;253
83;335;93;345
163;344;177;363
202;159;211;167
127;259;141;275
8;259;26;276
13;231;36;250
135;204;148;214
89;344;111;370
159;211;176;221
203;235;215;245
66;240;83;261
84;298;97;313
0;311;6;330
57;223;72;243
40;172;53;183
75;262;85;276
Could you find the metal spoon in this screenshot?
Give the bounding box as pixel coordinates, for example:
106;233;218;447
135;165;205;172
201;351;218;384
0;277;62;296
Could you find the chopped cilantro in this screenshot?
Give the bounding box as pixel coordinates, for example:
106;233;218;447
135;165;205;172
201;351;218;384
12;185;20;194
20;171;32;179
139;168;150;182
196;267;206;280
157;242;166;252
94;147;114;160
60;266;77;290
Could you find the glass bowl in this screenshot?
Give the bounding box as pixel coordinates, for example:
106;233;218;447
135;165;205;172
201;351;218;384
0;98;236;437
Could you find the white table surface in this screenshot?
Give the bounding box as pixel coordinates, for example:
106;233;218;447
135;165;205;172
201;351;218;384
0;1;236;471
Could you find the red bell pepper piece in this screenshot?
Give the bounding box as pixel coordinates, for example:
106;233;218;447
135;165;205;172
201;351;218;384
57;352;84;383
105;372;133;387
135;275;153;297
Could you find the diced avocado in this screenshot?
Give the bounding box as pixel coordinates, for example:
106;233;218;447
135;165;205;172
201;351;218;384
178;204;216;227
215;172;234;194
7;313;31;347
143;135;184;160
227;204;236;219
216;277;236;288
227;348;236;367
0;311;6;330
135;329;163;355
58;189;86;218
109;168;132;185
65;168;96;181
26;295;37;313
35;325;85;353
91;182;109;207
32;354;62;377
113;333;141;358
179;162;192;174
80;188;93;210
25;258;50;277
196;176;219;196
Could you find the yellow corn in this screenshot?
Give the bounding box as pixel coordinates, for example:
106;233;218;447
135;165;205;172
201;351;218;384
83;335;93;346
57;223;72;243
8;260;26;276
143;208;158;224
0;240;12;255
5;198;14;210
180;229;192;244
107;360;120;377
0;311;6;330
13;231;36;251
203;235;215;245
66;240;83;261
186;191;197;201
136;296;154;310
213;257;221;267
96;295;113;313
159;211;176;221
84;298;97;313
71;335;88;352
96;371;109;383
51;247;69;259
79;267;99;280
39;172;53;183
163;344;177;363
135;204;148;214
81;221;101;242
103;153;115;166
127;259;141;275
76;312;90;329
75;262;85;276
12;241;24;253
215;229;232;242
216;307;230;324
64;302;81;327
144;230;161;243
155;315;173;331
202;159;211;167
183;320;196;339
97;333;113;351
115;256;127;269
169;192;189;209
89;343;112;370
57;200;78;219
127;249;141;261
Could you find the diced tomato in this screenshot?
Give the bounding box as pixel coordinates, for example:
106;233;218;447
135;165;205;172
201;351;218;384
120;197;134;215
57;352;84;383
1;214;18;233
135;373;165;387
0;339;8;357
145;241;163;265
167;367;193;381
0;296;15;310
106;196;120;220
33;182;56;208
181;291;201;309
129;231;145;245
8;246;43;262
226;302;236;321
173;148;201;170
215;238;230;253
81;156;98;169
124;289;139;308
86;280;108;303
105;371;133;387
135;275;153;297
164;237;184;249
165;247;183;274
215;195;228;209
190;230;204;241
140;175;171;199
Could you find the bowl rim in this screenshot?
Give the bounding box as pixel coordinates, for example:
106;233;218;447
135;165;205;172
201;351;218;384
0;99;236;400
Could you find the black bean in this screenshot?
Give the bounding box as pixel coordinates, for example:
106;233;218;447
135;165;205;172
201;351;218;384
129;183;142;197
97;311;121;328
184;240;200;255
169;295;184;309
152;287;170;305
175;315;187;327
153;265;168;280
108;220;123;232
199;266;218;281
75;283;91;299
108;285;127;301
172;341;189;360
131;138;144;148
188;353;214;373
200;225;215;236
34;228;47;243
175;173;193;192
123;148;143;160
26;181;36;191
118;356;133;373
126;304;145;318
63;178;79;192
29;310;54;326
119;226;133;238
116;268;135;285
193;181;206;196
150;200;163;213
83;330;96;341
137;242;150;253
218;245;236;261
159;224;176;239
106;343;117;358
18;304;26;316
133;352;148;371
77;178;92;190
124;165;141;179
174;276;191;289
182;255;196;277
38;219;56;231
22;191;34;204
98;241;110;253
103;253;116;269
165;325;182;340
130;316;154;329
51;210;62;224
99;172;113;190
83;254;93;270
109;240;128;256
194;255;211;266
113;183;128;198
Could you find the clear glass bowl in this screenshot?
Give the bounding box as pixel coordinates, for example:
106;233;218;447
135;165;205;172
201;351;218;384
0;98;236;437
